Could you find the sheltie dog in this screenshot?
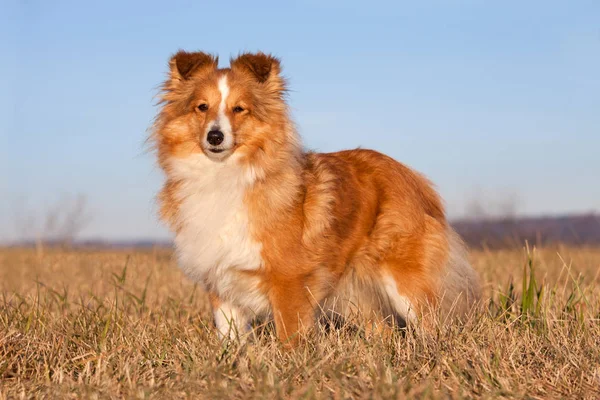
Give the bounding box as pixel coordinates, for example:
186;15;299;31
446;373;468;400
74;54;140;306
151;51;481;344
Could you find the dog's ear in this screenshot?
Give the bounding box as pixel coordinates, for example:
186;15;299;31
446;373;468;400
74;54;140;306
169;50;218;82
230;52;286;92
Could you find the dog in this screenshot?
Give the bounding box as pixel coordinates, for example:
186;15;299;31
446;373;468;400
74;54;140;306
151;51;481;344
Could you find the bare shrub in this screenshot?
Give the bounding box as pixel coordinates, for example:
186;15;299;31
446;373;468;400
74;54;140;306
12;193;92;247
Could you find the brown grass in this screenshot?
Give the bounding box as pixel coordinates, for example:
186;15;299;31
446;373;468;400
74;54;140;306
1;245;599;399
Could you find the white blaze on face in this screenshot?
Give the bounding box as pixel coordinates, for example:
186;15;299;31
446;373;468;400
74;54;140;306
205;75;234;152
217;75;231;130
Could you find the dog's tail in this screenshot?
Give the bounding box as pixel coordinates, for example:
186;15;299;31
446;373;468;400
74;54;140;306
438;227;482;318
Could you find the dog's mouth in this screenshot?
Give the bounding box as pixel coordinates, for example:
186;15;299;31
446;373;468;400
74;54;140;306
203;145;235;161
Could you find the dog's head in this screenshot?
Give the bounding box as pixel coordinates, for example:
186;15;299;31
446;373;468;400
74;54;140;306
154;51;289;164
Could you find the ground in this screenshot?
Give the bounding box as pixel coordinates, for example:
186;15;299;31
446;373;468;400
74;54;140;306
1;245;599;399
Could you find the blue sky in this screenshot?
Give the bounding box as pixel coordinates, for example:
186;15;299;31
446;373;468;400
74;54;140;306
1;0;599;241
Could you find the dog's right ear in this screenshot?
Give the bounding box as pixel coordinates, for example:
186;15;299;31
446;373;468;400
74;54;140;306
169;50;218;82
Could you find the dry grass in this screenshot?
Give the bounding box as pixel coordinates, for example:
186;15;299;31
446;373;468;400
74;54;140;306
1;245;599;399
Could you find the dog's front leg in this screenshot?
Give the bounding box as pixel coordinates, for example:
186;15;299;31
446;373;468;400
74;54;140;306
208;293;250;340
269;280;316;347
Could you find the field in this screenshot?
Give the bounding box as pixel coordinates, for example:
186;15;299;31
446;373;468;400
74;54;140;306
1;245;599;399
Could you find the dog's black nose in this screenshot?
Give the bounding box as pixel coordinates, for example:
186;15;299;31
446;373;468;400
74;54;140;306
206;130;224;146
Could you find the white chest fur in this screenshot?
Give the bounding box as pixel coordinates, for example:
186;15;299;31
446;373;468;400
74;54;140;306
168;154;268;314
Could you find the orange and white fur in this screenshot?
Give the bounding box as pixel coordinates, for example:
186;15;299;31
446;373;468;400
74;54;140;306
152;51;481;344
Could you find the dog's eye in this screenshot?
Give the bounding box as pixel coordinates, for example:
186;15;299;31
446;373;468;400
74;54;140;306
198;103;209;112
233;106;245;114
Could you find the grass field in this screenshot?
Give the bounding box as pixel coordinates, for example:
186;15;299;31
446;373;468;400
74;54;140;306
1;245;599;399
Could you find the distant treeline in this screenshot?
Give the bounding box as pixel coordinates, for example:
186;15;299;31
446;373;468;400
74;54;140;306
6;213;600;250
452;213;600;249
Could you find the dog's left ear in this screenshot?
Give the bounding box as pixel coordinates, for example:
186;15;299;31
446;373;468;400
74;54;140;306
169;50;218;82
231;52;286;92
